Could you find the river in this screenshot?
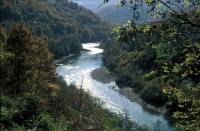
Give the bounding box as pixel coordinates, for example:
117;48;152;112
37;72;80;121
56;43;173;131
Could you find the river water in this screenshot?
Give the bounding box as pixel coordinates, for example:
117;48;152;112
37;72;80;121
56;43;173;131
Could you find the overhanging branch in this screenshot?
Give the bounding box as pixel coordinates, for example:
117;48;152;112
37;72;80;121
158;0;200;28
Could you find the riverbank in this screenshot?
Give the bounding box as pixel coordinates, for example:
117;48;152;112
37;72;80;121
91;67;166;114
119;87;166;114
91;67;115;83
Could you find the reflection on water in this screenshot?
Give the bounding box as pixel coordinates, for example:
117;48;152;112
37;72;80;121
56;43;173;131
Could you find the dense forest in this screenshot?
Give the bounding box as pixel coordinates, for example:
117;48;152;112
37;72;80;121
0;0;139;130
0;0;111;58
1;0;200;130
103;9;200;130
0;24;148;130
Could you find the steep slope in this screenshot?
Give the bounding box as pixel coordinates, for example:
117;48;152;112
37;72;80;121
0;0;111;58
96;5;133;25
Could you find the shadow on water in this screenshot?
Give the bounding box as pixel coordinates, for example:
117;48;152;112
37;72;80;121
57;54;81;65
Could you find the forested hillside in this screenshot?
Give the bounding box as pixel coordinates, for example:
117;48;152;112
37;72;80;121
103;10;200;130
0;1;143;130
1;0;200;130
0;0;110;58
0;24;146;131
96;5;152;25
96;5;133;25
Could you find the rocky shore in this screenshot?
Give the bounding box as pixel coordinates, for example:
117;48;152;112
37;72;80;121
91;67;166;114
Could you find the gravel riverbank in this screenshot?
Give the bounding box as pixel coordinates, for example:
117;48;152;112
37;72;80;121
91;68;115;83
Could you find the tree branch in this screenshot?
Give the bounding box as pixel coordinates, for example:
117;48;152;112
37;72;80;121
158;0;200;28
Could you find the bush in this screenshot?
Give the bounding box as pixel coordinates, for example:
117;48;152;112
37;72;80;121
137;48;156;71
9;125;26;131
130;78;145;93
141;85;168;106
13;94;42;125
0;96;17;128
156;42;177;60
1;94;41;129
37;113;59;131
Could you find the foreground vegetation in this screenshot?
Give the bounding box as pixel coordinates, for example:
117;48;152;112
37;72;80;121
0;0;111;58
0;25;147;131
103;10;200;130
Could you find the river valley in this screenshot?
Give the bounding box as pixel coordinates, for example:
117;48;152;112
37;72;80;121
56;43;173;131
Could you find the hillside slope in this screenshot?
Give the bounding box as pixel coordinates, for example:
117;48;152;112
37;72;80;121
103;10;200;130
96;5;132;25
0;0;110;58
95;5;153;25
72;0;153;25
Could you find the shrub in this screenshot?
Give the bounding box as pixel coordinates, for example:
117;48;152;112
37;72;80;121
156;42;177;60
0;96;17;128
12;94;42;126
137;48;156;71
130;78;145;93
9;125;26;131
141;85;168;106
37;113;57;131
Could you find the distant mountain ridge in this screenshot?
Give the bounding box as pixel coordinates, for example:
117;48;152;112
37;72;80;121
73;0;153;25
96;4;156;25
95;5;132;25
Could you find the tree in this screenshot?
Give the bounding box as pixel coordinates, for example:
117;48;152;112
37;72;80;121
163;87;200;131
27;36;55;95
5;24;54;95
0;26;13;94
6;24;32;94
173;43;200;83
103;1;200;130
